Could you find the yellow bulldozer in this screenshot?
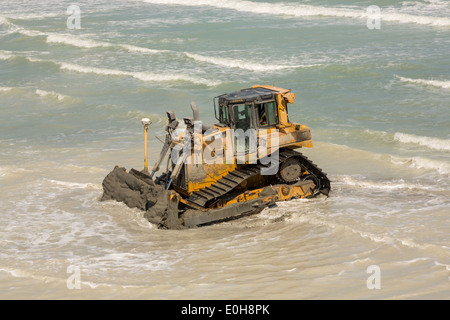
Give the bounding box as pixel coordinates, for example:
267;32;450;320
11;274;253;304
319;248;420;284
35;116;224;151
101;85;330;229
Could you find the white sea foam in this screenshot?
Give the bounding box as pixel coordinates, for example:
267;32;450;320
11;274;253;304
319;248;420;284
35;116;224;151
396;76;450;89
289;210;447;252
2;12;61;20
0;15;11;27
119;44;168;54
141;0;450;26
47;34;167;54
44;178;101;190
0;266;117;290
17;29;46;37
409;157;450;175
58;61;220;86
0;166;32;178
0;87;13;92
15;26;305;72
3;52;218;86
390;155;450;175
18;28;167;54
365;129;450;152
327;138;450;175
35;89;71;102
0;51;13;60
394;132;450;152
364;129;390;139
381;10;450;26
335;175;433;191
184;52;309;72
46;34;111;49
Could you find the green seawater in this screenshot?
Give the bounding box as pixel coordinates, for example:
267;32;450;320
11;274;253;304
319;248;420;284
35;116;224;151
0;0;449;299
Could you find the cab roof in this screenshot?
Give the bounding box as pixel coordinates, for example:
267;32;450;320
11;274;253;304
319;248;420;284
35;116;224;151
217;85;289;105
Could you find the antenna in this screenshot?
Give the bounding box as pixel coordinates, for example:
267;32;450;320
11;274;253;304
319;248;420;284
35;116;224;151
141;118;152;174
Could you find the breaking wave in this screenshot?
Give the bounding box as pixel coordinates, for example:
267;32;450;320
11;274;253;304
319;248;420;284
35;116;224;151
0;85;75;102
334;175;434;192
43;178;101;190
365;129;450;152
390;155;450;175
364;129;450;151
393;132;450;152
140;0;450;27
0;51;13;60
57;61;220;86
18;28;301;72
17;29;167;54
11;24;307;73
184;52;311;72
0;16;11;27
47;34;167;54
396;76;450;89
35;89;71;102
1;51;220;86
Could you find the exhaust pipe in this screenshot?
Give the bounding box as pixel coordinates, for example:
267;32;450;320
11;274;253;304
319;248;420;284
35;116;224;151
190;101;199;121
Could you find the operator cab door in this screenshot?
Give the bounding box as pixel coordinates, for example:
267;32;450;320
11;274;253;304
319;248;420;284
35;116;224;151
231;103;256;159
232;103;252;131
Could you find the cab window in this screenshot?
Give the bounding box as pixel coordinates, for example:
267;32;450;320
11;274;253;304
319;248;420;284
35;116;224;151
256;101;278;127
219;105;228;125
232;104;251;131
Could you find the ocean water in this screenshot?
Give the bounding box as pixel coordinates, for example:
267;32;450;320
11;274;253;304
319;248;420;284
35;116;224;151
0;0;449;299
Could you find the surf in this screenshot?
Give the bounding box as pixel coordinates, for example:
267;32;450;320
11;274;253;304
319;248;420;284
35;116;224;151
15;27;304;72
139;0;450;27
389;155;450;175
365;129;450;152
58;61;220;86
396;75;450;89
1;51;221;87
34;89;72;102
17;29;167;54
393;132;450;152
184;52;317;72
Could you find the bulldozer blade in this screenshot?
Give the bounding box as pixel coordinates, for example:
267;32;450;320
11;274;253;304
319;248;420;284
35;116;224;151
181;198;272;228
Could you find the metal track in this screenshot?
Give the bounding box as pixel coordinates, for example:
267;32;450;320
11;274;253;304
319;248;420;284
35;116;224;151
186;163;266;207
186;148;330;208
279;149;331;196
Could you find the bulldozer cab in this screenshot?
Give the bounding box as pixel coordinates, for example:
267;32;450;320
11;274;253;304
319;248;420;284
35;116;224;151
214;86;281;131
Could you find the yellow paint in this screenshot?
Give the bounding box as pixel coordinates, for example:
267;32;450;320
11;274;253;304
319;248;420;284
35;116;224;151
212;182;315;209
143;124;149;174
171;85;315;199
186;163;236;194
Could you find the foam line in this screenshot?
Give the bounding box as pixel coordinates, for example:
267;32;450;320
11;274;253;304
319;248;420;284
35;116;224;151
184;52;314;71
390;155;450;175
1;51;220;86
35;89;71;102
394;132;450;152
57;61;220;86
396;75;450;89
140;0;450;27
15;27;308;72
17;29;168;54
